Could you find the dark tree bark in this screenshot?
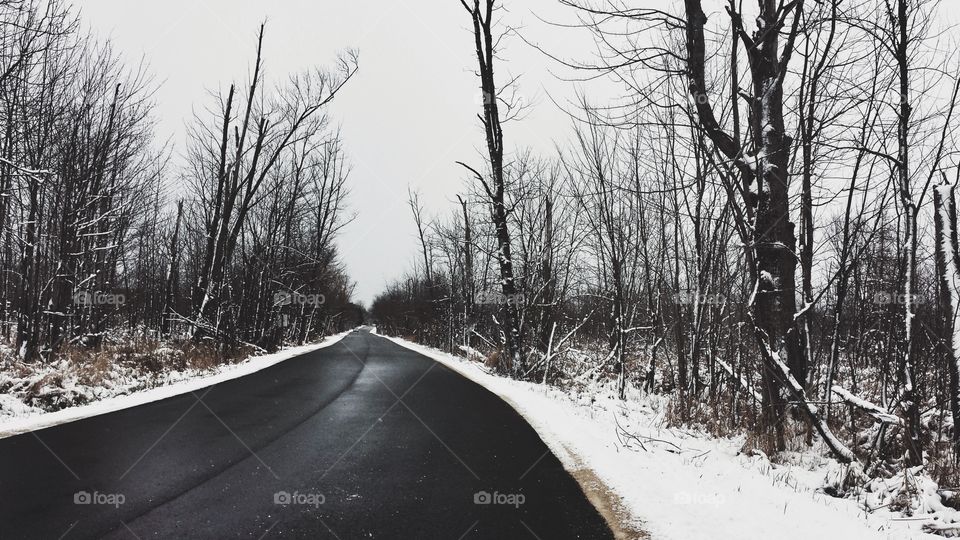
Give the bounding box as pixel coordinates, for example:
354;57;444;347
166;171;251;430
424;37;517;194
683;0;854;462
890;0;923;467
459;0;523;375
162;200;184;337
458;194;475;351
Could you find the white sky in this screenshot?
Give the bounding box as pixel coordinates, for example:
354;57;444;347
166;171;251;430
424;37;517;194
77;0;607;306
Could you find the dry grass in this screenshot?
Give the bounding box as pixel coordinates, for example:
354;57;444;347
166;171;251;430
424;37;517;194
2;338;259;414
664;392;760;442
485;350;502;370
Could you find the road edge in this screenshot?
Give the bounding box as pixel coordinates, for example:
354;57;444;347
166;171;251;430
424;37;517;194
0;329;355;439
375;331;648;540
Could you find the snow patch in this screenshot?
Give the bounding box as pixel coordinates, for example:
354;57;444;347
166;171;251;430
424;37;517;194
382;333;936;540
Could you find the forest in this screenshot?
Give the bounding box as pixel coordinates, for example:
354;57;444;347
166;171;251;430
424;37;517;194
0;0;361;407
371;0;960;491
3;0;960;537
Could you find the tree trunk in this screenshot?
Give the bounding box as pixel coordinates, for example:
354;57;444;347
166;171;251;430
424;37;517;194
683;0;856;461
933;181;960;459
461;0;523;375
162;200;184;336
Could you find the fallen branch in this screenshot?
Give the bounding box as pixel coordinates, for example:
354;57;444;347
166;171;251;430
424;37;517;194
716;356;762;402
831;385;903;426
614;413;683;453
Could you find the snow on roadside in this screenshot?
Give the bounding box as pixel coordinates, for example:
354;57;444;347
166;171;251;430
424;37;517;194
0;392;42;419
0;330;352;439
382;333;932;540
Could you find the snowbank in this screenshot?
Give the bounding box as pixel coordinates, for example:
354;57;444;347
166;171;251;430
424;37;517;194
0;330;351;439
382;333;936;540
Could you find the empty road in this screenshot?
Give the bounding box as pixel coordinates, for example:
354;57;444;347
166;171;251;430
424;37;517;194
0;329;613;539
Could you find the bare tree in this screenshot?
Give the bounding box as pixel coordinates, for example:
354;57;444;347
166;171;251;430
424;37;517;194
187;24;357;341
458;0;524;375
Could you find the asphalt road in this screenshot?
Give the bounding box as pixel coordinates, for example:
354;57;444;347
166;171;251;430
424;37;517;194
0;329;613;539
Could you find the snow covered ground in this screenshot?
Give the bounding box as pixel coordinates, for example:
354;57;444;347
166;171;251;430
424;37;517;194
0;330;351;439
381;332;947;540
4;326;955;538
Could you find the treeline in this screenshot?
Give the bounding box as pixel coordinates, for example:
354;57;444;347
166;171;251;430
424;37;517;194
372;0;960;478
0;0;360;361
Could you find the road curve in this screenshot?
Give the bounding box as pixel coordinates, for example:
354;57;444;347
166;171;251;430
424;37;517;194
0;329;613;539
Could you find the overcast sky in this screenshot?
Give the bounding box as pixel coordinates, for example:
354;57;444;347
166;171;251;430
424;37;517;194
77;0;609;306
